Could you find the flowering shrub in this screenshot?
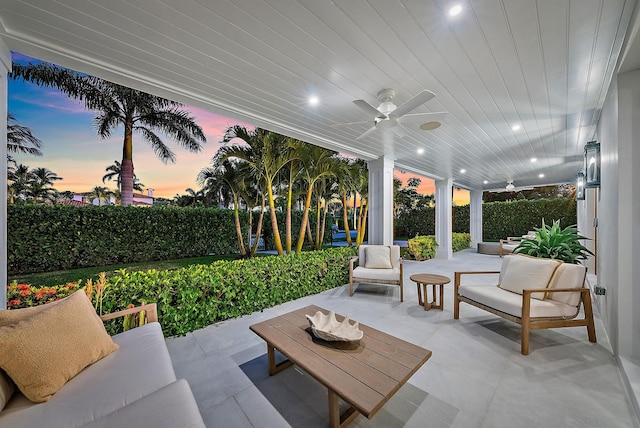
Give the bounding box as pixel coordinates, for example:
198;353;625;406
5;247;357;337
6;280;80;309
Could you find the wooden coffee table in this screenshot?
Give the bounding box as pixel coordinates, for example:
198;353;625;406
249;305;432;428
410;273;451;311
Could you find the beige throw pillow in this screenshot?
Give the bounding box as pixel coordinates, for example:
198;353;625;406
0;291;119;403
499;255;562;299
364;246;393;269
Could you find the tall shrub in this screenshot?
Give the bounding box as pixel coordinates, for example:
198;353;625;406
8;205;243;274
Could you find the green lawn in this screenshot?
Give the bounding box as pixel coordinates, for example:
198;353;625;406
8;254;245;287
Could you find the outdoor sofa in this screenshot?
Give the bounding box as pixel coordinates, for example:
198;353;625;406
0;291;205;428
454;254;596;354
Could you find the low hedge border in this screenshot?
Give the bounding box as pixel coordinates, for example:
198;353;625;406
6;246;358;337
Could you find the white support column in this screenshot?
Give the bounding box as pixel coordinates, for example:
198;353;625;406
0;39;10;310
435;179;453;259
469;189;483;249
367;156;394;245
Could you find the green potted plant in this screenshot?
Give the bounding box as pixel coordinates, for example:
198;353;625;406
514;219;593;264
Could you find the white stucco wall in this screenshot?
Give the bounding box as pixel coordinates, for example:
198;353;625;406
597;63;640;419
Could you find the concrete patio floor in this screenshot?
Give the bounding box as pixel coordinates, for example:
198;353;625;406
166;249;638;427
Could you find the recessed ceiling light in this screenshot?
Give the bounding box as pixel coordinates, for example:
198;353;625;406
512;124;521;131
420;121;441;131
449;5;462;16
483;180;488;184
530;157;537;163
417;148;425;154
539;174;545;178
460;169;466;173
308;96;319;105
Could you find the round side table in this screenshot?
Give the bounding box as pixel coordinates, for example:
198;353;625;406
409;274;451;311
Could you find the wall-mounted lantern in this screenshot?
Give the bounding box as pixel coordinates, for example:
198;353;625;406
584;141;600;187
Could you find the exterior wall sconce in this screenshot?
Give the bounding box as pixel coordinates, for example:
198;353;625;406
576;172;585;200
584;141;600;187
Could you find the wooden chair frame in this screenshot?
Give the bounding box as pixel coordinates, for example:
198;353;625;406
453;271;596;355
99;303;158;323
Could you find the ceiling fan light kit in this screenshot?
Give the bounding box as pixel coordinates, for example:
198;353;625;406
337;88;447;140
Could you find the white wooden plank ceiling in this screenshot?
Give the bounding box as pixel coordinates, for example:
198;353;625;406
0;0;635;190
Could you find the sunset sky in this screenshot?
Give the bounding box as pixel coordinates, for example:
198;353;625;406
8;52;469;204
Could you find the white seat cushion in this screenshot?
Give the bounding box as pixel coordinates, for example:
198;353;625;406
352;266;400;282
80;379;205;428
499;255;562;299
459;285;579;319
0;322;176;428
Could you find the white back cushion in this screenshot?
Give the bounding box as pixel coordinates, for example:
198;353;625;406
364;246;392;269
546;263;587;306
499;255;562;299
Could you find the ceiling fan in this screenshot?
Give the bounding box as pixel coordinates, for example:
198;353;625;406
494;180;535;193
333;89;447;140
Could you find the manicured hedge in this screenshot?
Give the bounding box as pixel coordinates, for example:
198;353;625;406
8;205;241;275
8;205;334;275
7;247;358;337
395;199;575;241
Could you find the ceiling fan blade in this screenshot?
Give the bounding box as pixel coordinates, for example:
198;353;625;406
355;125;378;141
331;120;371;127
353;99;382;117
399;111;448;123
390;124;408;138
391;90;436;118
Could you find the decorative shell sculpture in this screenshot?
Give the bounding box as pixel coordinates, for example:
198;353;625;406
305;311;363;342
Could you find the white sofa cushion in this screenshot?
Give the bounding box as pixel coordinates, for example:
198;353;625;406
0;371;14;413
363;246;392;269
352;266;401;282
546;263;587;306
0;322;176;428
499;255;562;299
458;285;579;319
80;379;205;428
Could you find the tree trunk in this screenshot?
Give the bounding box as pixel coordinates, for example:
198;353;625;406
295;188;313;253
234;195;246;257
121;121;134;206
266;185;283;255
319;202;328;250
250;197;266;257
342;192;352;247
286;185;292;254
314;201;322;250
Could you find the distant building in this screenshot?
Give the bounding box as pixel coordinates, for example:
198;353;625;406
69;188;155;206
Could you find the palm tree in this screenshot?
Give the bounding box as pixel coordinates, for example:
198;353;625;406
7;163;31;203
352;160;369;246
29;167;62;203
12;62;206;206
102;160;145;192
7;112;43;158
198;159;250;256
183;188;204;207
292;143;337;253
88;186;114;206
219;126;293;255
334;157;356;247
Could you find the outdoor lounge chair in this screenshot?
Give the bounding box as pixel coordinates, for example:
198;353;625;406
349;245;403;301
